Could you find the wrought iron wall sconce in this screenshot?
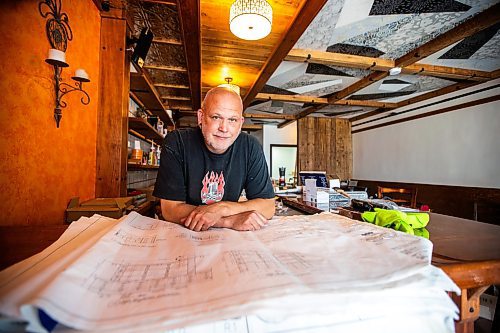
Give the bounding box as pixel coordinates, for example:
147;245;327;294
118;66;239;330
45;49;90;127
39;0;90;128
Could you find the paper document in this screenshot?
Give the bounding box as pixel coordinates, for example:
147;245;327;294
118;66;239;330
0;212;459;332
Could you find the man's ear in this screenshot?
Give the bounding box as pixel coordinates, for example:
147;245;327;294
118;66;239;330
197;109;203;127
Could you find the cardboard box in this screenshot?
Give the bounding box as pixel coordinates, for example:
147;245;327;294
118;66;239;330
66;197;133;223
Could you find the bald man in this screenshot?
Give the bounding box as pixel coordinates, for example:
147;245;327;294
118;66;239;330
153;87;275;232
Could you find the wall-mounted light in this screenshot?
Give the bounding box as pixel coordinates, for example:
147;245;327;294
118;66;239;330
45;49;90;128
389;67;402;76
230;0;272;40
218;77;241;95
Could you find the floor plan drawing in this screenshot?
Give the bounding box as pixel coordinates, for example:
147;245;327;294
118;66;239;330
84;256;214;299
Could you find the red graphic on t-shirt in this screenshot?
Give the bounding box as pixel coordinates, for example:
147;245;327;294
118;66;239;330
201;171;225;205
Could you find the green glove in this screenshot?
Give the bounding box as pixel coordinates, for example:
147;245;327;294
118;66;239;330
361;208;430;239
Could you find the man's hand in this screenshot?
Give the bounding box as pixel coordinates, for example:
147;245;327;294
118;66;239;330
219;211;268;231
182;203;225;231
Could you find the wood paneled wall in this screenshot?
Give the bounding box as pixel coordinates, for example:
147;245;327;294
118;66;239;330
95;12;129;197
297;118;352;181
355;179;500;226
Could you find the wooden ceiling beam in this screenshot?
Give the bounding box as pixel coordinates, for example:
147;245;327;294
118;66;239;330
242;0;329;108
349;81;480;122
244;113;295;120
143;64;187;72
142;0;177;6
161;96;191;101
177;0;202;110
255;93;398;108
287;4;500;126
152;37;183;45
286;49;491;81
395;3;500;67
154;83;190;89
285;49;394;71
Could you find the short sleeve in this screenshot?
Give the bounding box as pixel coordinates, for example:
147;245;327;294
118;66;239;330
244;137;275;200
153;133;187;201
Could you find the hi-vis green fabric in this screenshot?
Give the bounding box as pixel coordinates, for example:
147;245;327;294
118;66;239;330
361;209;430;239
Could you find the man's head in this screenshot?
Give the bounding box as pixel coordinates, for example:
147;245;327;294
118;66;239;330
198;87;244;154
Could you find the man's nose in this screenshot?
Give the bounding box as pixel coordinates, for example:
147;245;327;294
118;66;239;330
218;119;228;132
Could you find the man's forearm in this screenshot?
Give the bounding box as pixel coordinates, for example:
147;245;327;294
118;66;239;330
161;197;276;224
160;200;197;223
215;198;276;219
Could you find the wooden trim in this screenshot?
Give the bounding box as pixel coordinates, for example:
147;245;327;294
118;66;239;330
161;96;191;101
96;15;129;197
286;49;491;81
142;64;187;72
244;113;295;120
177;0;202;110
395;3;500;67
349;82;480;122
142;0;177;5
152;37;182;45
286;49;394;71
154;83;189;89
255;93;398;108
242;0;328;108
352;95;500;134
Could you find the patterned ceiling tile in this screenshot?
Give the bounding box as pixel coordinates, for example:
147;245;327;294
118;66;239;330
306;63;353;76
147;69;188;85
369;0;470;15
146;43;186;68
383;79;411;84
439;22;500;59
261;85;296;95
128;1;181;41
326;43;385;57
348;90;417;100
470;31;500;61
294;0;345;50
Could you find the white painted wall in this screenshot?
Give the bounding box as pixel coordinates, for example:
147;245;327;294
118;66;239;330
262;123;297;169
353;80;500;189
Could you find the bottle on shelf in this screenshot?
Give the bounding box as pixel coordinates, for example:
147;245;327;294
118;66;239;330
131;140;143;164
148;141;155;166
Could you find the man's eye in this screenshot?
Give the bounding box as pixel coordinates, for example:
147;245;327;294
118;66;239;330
211;116;220;120
228;118;237;123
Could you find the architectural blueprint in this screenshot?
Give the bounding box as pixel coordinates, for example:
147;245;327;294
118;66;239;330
0;212;459;332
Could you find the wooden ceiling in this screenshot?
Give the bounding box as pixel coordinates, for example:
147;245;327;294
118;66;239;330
119;0;500;130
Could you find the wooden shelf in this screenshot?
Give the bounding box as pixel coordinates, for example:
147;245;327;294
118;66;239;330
128;117;164;143
130;69;174;126
127;162;159;170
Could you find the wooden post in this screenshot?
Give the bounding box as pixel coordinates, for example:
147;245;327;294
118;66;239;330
95;10;129;197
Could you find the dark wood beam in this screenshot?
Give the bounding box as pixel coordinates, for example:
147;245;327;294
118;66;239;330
152;37;183;45
255;93;398;108
142;0;177;5
143;64;187;72
177;0;201;110
286;49;491;81
242;0;328;108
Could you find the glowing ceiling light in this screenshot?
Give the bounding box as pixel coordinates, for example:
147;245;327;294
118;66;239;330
230;0;272;41
218;77;241;95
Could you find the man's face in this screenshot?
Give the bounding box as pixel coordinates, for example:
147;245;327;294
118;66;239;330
198;91;244;154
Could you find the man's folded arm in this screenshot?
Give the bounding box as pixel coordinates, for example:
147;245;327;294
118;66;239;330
160;197;275;224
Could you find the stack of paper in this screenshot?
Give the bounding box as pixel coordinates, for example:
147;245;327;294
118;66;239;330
0;212;459;333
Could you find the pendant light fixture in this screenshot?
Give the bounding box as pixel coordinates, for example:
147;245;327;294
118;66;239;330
230;0;273;41
218;77;241;95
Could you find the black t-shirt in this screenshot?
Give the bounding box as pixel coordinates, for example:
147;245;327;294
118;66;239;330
153;128;274;205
